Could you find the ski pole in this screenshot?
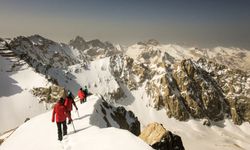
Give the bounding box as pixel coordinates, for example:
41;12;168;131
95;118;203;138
71;120;76;133
76;110;80;118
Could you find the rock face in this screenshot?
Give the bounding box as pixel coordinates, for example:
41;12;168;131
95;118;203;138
32;85;67;104
197;58;250;124
8;35;79;74
0;139;4;145
109;53;250;125
69;36;121;60
10;35;78;67
89;97;140;135
139;122;185;150
145;58;250;124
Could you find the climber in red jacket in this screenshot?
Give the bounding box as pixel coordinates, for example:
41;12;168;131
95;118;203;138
64;91;78;124
52;98;71;141
78;88;85;104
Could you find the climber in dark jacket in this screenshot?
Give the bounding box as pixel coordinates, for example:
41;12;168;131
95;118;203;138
83;85;89;101
52;97;71;141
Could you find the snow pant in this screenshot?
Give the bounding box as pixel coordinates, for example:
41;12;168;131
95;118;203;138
56;121;67;141
80;99;85;104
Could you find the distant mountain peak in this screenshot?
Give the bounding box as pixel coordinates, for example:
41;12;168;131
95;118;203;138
87;39;105;48
137;39;160;46
70;36;86;44
69;36;87;50
146;39;160;46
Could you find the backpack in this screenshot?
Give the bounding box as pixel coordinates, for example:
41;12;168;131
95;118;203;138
83;89;88;96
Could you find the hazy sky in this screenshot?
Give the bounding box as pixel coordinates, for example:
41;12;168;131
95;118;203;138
0;0;250;49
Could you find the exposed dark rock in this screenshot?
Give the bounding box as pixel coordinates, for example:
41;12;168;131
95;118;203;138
90;98;140;136
24;118;30;123
0;139;4;145
32;85;67;104
202;119;211;126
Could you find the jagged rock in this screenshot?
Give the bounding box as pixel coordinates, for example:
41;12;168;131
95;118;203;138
146;39;160;46
111;107;141;136
108;87;125;100
197;58;250;124
69;36;88;50
90;99;140;135
139;122;185;150
69;36;121;60
137;39;159;46
24;118;30;123
9;35;78;70
202;119;211;126
108;52;250;125
109;54;138;90
32;85;67;103
0;139;4;145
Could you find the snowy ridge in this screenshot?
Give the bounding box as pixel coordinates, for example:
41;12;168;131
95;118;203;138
9;35;79;69
0;55;49;134
1;95;152;150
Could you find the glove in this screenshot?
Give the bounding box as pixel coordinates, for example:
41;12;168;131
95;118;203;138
52;119;55;122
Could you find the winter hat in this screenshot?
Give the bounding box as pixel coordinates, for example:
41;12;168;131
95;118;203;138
59;97;64;104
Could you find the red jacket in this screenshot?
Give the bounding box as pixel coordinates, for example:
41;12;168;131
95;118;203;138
78;90;85;100
64;97;77;112
52;102;69;122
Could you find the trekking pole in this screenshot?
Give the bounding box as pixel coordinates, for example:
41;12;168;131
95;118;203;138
71;120;76;133
76;110;80;118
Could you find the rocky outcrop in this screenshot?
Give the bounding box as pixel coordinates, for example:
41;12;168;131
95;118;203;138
69;36;121;60
145;58;250;124
139;122;185;150
9;35;78;69
90;97;140;135
69;36;88;50
0;139;4;145
109;53;250;125
197;58;250;124
32;85;67;103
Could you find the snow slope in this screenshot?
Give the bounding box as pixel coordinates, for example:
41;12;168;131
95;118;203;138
0;95;152;150
49;57;121;101
0;55;49;134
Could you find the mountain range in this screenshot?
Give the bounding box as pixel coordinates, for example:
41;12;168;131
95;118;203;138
0;35;250;150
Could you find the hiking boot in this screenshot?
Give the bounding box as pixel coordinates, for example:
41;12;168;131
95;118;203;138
63;132;67;136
